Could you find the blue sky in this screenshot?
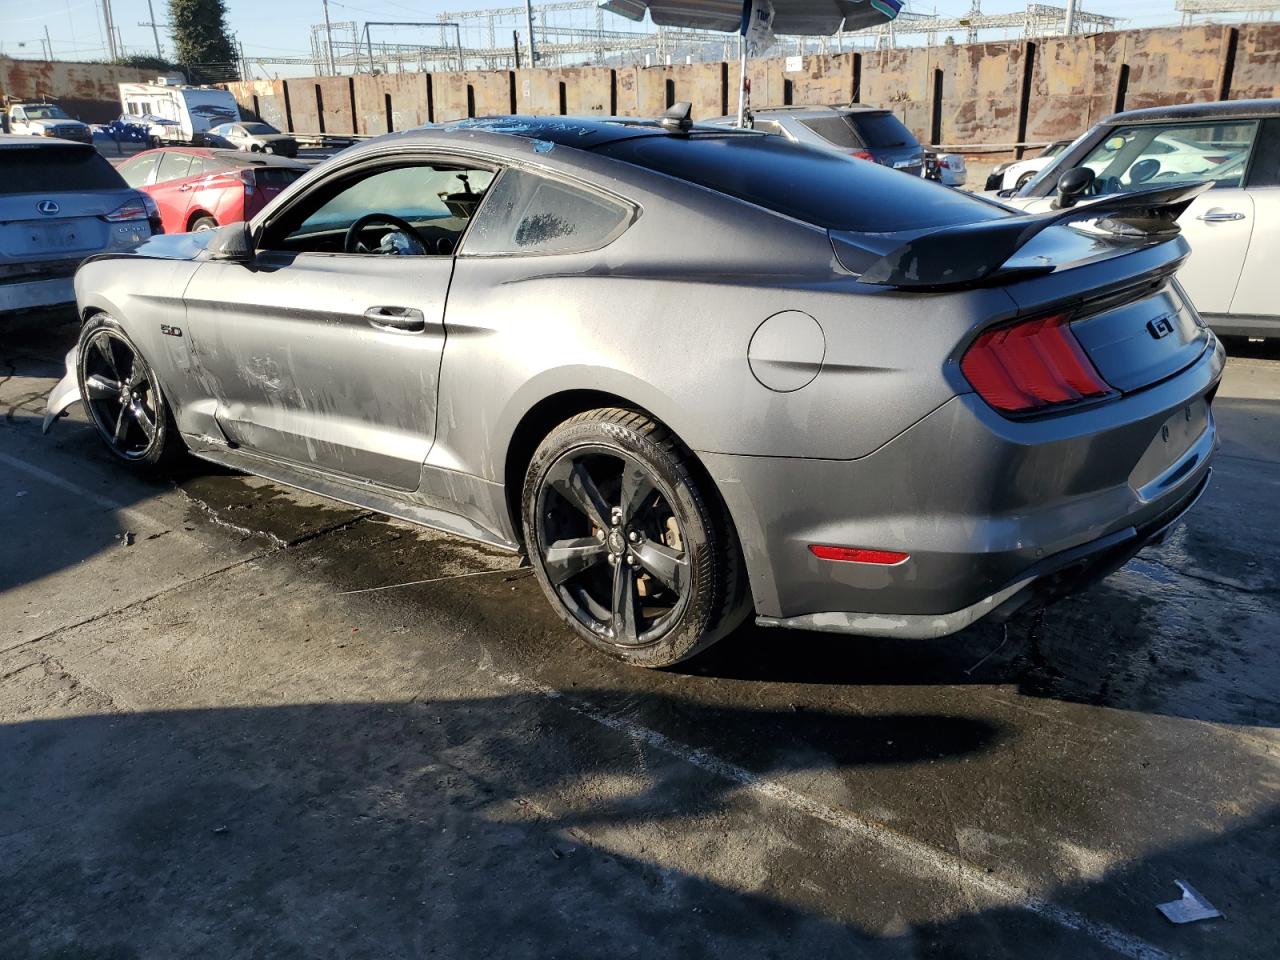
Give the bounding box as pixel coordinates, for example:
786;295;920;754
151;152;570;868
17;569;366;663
0;0;1192;67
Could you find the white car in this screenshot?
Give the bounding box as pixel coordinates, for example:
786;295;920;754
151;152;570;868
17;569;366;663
1002;99;1280;340
985;139;1072;191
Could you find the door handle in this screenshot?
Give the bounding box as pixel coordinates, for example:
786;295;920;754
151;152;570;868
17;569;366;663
364;305;426;333
178;184;193;192
1196;210;1246;222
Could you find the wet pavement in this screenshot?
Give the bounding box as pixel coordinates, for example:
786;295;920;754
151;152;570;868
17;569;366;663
2;314;1278;959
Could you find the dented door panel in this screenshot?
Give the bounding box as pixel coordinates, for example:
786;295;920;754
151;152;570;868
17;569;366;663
182;252;451;491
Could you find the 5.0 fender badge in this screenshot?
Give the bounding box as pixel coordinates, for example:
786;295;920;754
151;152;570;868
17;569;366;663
161;324;183;338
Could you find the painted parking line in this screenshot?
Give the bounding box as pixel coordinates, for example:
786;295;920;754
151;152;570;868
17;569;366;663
498;670;1174;960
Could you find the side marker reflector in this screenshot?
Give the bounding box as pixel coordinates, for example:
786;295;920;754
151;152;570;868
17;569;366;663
809;545;909;565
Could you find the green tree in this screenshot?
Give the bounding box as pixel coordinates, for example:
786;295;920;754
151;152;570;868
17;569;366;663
167;0;238;77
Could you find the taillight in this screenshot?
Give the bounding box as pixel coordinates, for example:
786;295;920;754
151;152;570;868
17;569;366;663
961;312;1114;413
141;193;163;233
240;169;256;196
103;199;148;221
938;157;951;169
850;150;874;161
810;545;910;565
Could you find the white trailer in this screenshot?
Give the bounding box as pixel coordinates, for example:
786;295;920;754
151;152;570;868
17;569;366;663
119;77;241;145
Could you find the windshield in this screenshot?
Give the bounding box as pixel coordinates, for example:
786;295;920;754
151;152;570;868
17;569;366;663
1075;120;1258;193
599;134;1003;232
23;105;73;120
1;146;125;194
241;123;278;135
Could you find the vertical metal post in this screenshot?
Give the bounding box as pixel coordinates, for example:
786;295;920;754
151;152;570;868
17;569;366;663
102;0;118;60
525;0;537;66
513;30;521;69
1064;0;1078;35
735;41;747;127
146;0;162;57
43;25;53;60
322;0;337;75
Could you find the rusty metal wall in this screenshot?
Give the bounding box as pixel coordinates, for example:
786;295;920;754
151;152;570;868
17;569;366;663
1;56;155;123
219;22;1280;147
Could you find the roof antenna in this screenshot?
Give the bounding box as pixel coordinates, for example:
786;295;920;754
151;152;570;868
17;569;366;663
659;102;693;133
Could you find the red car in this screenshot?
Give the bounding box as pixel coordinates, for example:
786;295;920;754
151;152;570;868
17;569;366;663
114;147;309;235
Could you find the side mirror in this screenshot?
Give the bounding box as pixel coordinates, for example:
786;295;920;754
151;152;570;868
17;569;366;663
1053;167;1095;210
206;222;255;262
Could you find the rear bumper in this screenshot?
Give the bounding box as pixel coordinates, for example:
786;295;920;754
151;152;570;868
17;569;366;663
702;336;1224;637
0;275;76;314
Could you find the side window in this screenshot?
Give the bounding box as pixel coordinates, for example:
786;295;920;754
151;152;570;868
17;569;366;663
187;157;208;179
1077;120;1258;193
754;120;788;138
1246;117;1280;188
462;169;633;256
264;161;496;256
118;152;159;188
156;152;194;183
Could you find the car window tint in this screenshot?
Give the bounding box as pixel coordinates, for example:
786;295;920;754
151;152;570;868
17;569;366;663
1078;120;1259;193
797;116;863;148
1245;117;1280;188
1;147;126;195
599;134;1005;232
117;152;159;188
848;112;916;149
462;169;632;256
157;152;194;182
187;157;208;178
295;165;494;235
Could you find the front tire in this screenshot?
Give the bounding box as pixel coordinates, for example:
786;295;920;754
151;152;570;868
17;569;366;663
77;315;183;470
522;408;748;668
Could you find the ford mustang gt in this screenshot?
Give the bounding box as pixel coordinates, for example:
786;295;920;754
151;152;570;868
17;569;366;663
44;108;1223;667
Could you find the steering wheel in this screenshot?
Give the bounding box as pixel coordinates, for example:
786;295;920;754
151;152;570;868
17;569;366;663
1129;158;1161;184
344;212;425;254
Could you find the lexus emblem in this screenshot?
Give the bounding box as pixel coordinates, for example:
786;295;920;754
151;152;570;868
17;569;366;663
1147;315;1175;340
37;200;60;216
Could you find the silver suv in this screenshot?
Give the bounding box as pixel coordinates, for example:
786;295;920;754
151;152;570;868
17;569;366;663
710;105;925;176
1;135;159;317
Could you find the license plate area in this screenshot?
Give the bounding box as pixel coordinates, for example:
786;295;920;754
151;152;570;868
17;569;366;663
1129;398;1210;499
24;222;82;252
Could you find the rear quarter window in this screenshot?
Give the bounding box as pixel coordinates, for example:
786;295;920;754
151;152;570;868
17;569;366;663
1;146;126;195
849;112;918;149
797;116;864;149
463;168;633;256
598;134;1004;232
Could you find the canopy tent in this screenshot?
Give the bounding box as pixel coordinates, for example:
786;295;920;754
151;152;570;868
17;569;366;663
600;0;901;37
598;0;901;123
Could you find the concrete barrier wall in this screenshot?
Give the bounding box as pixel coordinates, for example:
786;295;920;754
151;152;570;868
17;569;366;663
223;22;1280;152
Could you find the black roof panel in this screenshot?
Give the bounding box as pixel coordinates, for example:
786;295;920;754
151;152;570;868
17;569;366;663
1107;98;1280;124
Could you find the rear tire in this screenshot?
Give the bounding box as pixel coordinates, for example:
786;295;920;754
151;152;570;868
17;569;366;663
522;408;748;668
77;314;184;471
190;216;218;232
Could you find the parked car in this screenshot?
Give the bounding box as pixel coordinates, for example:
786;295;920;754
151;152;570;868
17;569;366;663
1;135;158;317
984;138;1074;191
709;105;925;176
4;102;92;143
1003;99;1280;339
923;149;967;187
114;147;309;234
207;121;299;157
46;110;1221;668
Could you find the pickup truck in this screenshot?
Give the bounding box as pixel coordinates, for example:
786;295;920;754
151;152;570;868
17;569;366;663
4;102;93;143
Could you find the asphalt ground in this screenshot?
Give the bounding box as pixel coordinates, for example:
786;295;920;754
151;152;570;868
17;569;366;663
1;312;1278;959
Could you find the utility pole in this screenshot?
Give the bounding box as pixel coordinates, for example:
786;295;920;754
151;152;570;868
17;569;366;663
1064;0;1078;35
102;0;118;60
322;0;337;76
140;0;163;58
524;0;537;65
43;25;53;60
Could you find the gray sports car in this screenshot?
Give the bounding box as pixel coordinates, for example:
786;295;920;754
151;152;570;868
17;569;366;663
44;109;1223;667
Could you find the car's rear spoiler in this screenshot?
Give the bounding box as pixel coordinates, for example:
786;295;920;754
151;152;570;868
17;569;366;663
857;181;1212;290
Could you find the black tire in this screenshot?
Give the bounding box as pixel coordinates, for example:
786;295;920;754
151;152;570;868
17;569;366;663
190;216;218;232
522;408;749;668
1015;170;1036;189
77;314;184;470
